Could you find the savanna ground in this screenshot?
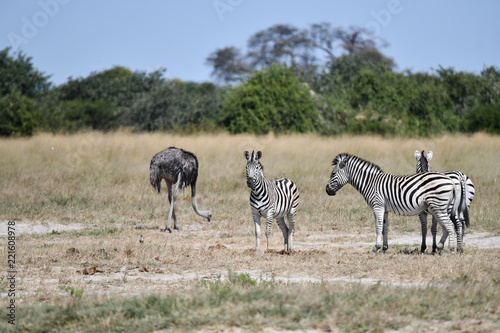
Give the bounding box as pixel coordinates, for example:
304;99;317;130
1;132;500;332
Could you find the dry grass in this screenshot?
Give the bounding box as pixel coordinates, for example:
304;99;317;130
1;132;500;332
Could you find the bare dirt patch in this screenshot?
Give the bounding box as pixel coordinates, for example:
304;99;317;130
3;220;500;306
1;220;87;235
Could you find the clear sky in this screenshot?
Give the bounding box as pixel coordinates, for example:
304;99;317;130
1;0;498;86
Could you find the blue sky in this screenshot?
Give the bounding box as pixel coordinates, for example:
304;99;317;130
1;0;499;86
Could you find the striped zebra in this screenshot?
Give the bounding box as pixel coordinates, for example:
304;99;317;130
244;150;299;252
325;153;460;253
414;150;475;253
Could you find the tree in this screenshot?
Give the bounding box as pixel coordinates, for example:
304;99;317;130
316;48;395;96
461;102;500;134
0;92;39;136
335;26;378;55
205;23;392;87
246;24;312;70
55;66;165;105
0;47;50;135
121;79;223;132
0;47;51;98
222;65;319;134
206;47;250;85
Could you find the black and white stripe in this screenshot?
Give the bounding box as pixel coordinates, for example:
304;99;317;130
414;150;475;253
326;153;460;253
244;150;299;252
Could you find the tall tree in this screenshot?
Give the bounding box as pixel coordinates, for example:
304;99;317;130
335;26;378;55
205;23;392;86
0;47;51;98
206;46;250;84
246;24;312;70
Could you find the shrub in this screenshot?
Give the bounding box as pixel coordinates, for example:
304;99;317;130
461;103;500;134
222;65;320;134
0;92;39;136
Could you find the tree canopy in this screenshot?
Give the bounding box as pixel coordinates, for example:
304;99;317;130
222;65;319;134
1;21;499;137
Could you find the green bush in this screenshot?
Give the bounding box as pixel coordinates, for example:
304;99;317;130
121;80;223;132
0;92;39;136
57;99;117;132
222;65;320;134
462;103;500;134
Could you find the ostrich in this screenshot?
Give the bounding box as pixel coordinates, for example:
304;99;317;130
150;147;212;232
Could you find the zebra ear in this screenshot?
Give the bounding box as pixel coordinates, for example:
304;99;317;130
414;150;421;161
427;151;433;161
255;151;262;160
244;151;250;161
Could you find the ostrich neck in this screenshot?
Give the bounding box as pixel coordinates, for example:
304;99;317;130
191;196;210;217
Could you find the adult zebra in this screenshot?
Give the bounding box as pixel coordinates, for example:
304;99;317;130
325;153;460;253
244;150;299;252
414;150;475;253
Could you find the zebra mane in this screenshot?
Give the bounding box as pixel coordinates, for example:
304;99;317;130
332;153;384;173
419;150;429;172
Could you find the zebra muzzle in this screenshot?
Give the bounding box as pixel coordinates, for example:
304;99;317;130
325;185;336;196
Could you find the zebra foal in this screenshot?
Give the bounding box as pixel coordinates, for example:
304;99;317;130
244;150;299;252
414;150;474;253
325;153;460;253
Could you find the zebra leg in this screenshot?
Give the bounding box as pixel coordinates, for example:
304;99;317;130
431;216;438;253
436;212;456;252
437;225;448;253
265;211;274;251
286;211;296;252
252;211;262;252
276;217;289;251
418;212;428;253
455;214;464;253
382;212;389;252
372;207;385;253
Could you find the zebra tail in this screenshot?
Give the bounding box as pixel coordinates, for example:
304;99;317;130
451;179;461;227
150;162;161;193
461;176;470;228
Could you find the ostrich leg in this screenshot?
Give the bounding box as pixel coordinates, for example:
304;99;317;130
166;182;178;230
162;174;181;232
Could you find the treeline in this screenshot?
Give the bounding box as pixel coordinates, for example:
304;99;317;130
1;23;499;136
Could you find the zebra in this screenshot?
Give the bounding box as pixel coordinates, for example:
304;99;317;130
150;147;212;232
244;150;299;252
325;153;460;253
414;150;474;253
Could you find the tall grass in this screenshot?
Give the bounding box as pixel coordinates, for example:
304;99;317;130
4;279;500;332
1;132;500;332
1;132;499;233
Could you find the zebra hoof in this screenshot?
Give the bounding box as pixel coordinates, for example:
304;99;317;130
438;249;449;256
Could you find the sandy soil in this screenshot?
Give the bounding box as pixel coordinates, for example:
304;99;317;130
2;220;500;303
